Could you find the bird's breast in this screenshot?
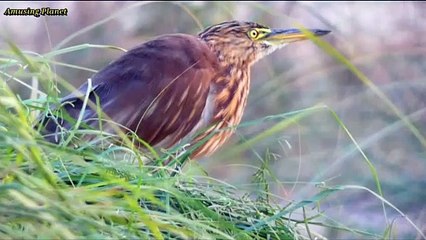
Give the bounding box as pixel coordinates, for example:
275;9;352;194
214;65;250;124
190;66;250;158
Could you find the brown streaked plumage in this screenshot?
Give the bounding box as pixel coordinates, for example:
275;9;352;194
40;20;330;159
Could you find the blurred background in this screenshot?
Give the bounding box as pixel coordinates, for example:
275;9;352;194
1;1;425;238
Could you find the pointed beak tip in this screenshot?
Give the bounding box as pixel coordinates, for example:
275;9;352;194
265;28;331;42
314;29;331;36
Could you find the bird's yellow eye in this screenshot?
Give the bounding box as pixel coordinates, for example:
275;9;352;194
248;29;259;39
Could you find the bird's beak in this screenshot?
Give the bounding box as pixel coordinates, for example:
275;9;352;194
264;28;331;43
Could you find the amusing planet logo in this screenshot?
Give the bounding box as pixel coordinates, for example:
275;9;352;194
3;7;68;17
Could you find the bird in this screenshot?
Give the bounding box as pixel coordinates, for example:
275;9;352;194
40;20;330;160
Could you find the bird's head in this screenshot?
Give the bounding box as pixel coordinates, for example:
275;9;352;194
199;20;330;66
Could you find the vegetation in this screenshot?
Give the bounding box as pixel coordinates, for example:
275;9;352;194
0;2;425;239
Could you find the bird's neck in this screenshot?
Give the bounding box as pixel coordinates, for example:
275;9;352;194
212;53;251;128
200;37;253;126
202;38;256;68
190;39;253;158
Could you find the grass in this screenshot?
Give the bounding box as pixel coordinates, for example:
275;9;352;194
0;43;321;239
0;73;314;239
1;2;425;239
1;41;422;240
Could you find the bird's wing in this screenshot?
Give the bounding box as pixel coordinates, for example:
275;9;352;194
44;34;219;148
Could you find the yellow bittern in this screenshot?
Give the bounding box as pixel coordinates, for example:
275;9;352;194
41;20;330;159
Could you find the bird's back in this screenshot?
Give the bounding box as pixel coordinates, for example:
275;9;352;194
41;34;222;152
